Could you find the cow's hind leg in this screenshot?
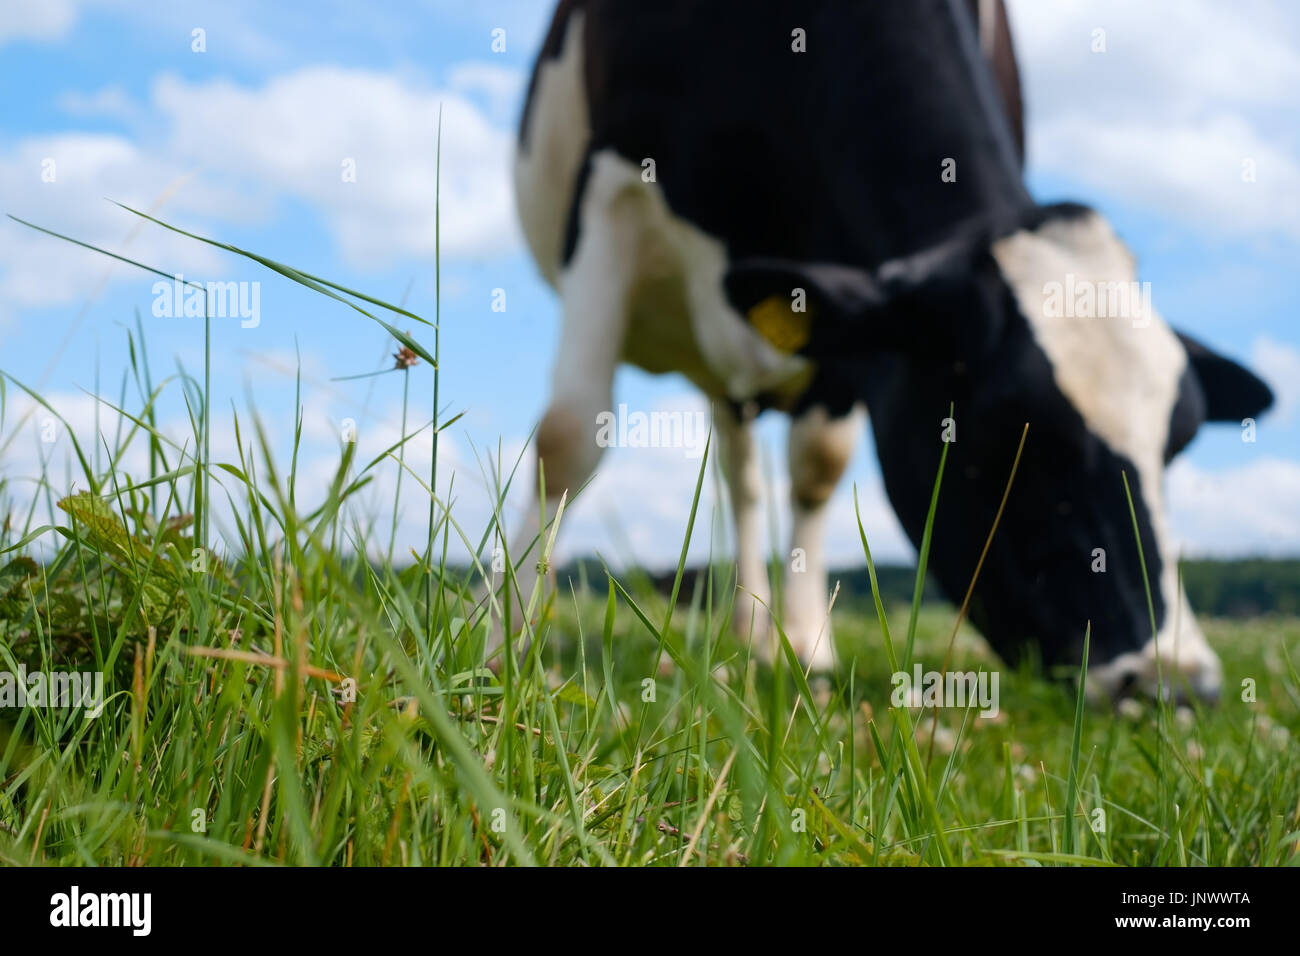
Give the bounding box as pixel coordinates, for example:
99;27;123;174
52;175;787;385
714;401;773;652
783;403;864;670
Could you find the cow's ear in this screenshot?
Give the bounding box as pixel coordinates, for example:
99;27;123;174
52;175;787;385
725;259;883;318
724;258;886;356
1176;331;1274;422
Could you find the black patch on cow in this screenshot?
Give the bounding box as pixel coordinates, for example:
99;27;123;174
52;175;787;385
561;148;595;265
577;0;1032;270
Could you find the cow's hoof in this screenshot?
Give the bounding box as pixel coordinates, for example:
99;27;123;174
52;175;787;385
778;617;836;673
799;635;837;674
732;591;835;672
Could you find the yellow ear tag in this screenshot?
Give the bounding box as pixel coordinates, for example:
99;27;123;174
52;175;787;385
748;295;812;354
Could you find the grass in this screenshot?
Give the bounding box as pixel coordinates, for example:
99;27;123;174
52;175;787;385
1;201;1298;867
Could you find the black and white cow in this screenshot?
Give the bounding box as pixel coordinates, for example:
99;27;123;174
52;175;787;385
509;0;1273;701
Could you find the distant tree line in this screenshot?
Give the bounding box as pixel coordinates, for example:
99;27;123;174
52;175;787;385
1176;559;1300;617
572;558;1300;619
819;560;1300;618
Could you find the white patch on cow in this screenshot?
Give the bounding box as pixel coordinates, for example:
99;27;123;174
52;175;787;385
514;11;590;287
547;146;811;403
669;215;813;401
991;211;1221;700
570;147;812;401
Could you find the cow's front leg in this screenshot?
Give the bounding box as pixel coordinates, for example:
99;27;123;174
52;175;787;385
783;403;864;670
489;189;636;663
714;400;772;652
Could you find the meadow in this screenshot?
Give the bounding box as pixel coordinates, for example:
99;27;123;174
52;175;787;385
1;203;1297;868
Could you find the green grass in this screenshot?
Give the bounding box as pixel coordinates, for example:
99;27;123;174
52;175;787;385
1;201;1298;867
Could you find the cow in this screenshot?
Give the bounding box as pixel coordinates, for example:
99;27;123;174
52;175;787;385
505;0;1273;702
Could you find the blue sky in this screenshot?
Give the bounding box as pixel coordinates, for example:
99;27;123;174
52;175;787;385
1;0;1298;567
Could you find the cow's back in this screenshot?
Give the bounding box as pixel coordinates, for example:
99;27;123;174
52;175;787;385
518;0;1030;282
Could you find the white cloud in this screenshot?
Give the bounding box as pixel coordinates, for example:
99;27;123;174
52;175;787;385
1168;457;1300;556
1;64;518;323
152;67;519;265
0;133;235;313
448;62;525;124
0;0;287;59
1029;114;1300;240
1251;336;1300;425
0;385;464;562
0;390;166;559
1009;1;1300;112
0;0;78;45
1007;0;1300;238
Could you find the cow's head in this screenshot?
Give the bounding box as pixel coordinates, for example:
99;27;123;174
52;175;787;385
726;203;1273;702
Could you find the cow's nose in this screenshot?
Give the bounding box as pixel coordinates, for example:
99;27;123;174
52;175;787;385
1088;619;1224;706
1093;657;1222;706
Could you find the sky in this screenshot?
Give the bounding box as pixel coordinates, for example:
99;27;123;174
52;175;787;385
1;0;1297;569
